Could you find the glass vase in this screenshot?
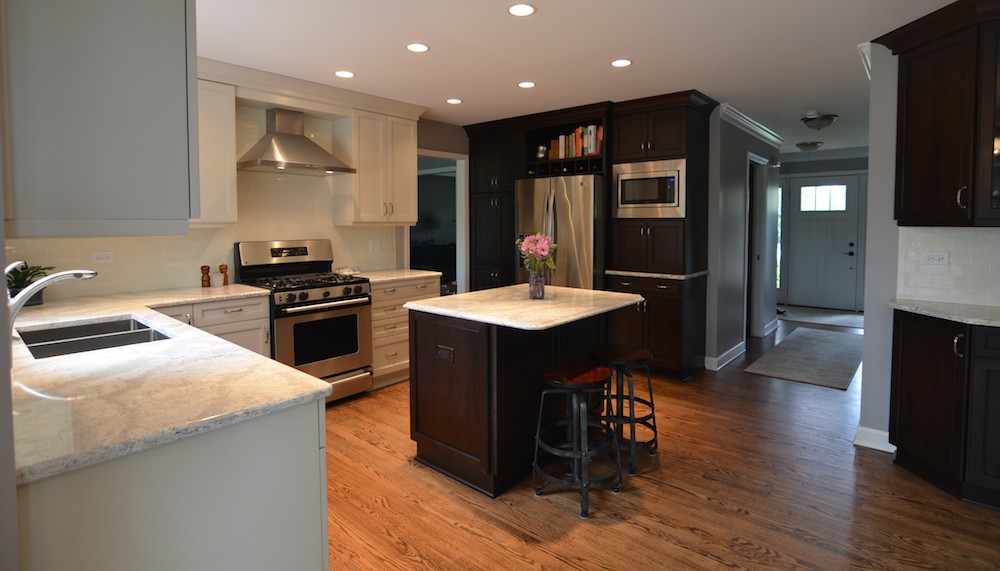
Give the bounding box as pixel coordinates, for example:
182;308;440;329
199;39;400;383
528;270;545;300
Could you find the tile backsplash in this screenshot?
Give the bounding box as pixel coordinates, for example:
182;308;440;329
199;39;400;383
5;171;399;300
897;226;1000;306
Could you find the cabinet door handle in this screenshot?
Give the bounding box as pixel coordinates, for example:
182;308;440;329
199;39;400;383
642;300;649;313
384;288;397;294
384;324;397;331
383;306;399;313
389;202;394;215
956;186;968;209
185;313;191;325
264;327;270;344
656;284;671;289
223;307;244;314
953;334;965;358
620;281;633;286
416;284;428;289
385;352;398;359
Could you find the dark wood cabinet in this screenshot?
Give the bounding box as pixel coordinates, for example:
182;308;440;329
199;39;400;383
606;274;705;379
612;107;686;162
876;3;1000;226
890;309;1000;507
469;129;523;193
470;191;515;290
610;219;684;275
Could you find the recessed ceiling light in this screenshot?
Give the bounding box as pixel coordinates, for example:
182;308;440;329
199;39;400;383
611;59;632;68
407;43;430;53
509;4;535;16
518;81;536;89
446;98;463;105
335;70;354;78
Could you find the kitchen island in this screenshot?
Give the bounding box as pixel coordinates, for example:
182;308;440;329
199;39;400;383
11;286;332;571
404;284;643;496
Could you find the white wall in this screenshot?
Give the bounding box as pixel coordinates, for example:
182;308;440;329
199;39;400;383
4;171;400;300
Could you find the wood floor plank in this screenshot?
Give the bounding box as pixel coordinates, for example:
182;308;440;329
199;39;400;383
324;322;1000;570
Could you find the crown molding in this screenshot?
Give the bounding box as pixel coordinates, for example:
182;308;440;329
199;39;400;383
719;103;783;148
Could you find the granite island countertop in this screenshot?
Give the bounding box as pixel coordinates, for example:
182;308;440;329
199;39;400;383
11;285;331;486
890;298;1000;327
403;284;643;330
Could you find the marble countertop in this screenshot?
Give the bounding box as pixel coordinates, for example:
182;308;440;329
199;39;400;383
606;269;709;280
358;269;442;284
891;298;1000;327
11;285;331;486
403;284;643;330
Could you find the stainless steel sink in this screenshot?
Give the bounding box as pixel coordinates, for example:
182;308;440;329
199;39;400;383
18;318;169;359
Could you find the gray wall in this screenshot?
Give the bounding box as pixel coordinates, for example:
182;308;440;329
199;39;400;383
417;119;468;155
705;112;780;368
856;43;900;452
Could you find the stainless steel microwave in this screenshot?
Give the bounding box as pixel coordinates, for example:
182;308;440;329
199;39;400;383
612;158;686;218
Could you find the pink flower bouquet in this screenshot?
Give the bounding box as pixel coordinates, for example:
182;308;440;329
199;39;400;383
516;233;557;273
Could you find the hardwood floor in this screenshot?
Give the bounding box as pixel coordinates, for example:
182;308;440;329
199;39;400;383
324;322;1000;570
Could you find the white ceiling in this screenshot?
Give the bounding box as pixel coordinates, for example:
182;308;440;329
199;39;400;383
196;0;954;154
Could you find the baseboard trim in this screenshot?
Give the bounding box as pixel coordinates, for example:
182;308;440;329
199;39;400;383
762;318;779;337
704;341;746;371
854;426;896;453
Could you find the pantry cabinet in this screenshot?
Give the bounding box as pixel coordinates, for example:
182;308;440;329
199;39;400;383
348;110;418;224
191;80;238;228
469;129;524;193
2;0;199;237
875;2;1000;226
469;191;516;290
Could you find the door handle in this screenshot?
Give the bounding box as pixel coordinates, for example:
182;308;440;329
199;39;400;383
843;251;855;256
953;334;965;358
956;186;968;209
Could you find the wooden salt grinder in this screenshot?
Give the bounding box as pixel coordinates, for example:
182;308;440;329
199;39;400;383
200;265;211;287
219;264;229;286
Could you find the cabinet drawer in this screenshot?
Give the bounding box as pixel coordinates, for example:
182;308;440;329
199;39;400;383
606;275;680;296
373;337;409;369
373;318;408;341
371;278;439;301
192;297;269;327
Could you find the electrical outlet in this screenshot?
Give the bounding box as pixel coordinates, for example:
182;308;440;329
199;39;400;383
921;251;950;265
368;239;381;253
91;251;115;264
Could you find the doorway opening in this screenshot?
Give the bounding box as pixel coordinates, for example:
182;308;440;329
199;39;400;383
412;153;467;294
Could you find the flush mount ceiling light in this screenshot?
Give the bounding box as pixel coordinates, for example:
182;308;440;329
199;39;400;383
796;141;824;153
518;81;536;89
509;4;535;16
334;70;354;78
611;59;632;68
801;112;838;131
446;98;462;105
407;43;430;53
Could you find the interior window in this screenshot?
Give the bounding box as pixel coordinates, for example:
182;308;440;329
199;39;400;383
800;185;847;212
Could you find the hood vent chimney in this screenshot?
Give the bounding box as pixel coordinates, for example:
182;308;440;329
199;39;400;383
237;108;355;176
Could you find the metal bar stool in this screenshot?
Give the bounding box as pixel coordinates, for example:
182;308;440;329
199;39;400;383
532;363;622;518
591;344;658;474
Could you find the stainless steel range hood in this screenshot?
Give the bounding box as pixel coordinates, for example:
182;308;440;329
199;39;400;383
237;108;355;176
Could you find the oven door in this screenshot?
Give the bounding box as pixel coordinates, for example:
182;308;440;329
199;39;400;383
273;297;373;381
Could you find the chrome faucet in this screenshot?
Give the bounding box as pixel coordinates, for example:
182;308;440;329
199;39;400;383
7;261;97;333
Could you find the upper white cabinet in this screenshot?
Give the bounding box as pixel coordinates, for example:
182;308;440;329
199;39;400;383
344;110;417;224
191;80;237;228
2;0;198;238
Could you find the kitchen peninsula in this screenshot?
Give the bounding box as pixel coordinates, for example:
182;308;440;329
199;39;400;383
404;284;643;496
11;286;332;571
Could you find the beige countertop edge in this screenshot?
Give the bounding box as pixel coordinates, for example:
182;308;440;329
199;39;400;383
11;284;331;487
403;284;643;331
358;269;443;284
890;298;1000;327
605;269;709;280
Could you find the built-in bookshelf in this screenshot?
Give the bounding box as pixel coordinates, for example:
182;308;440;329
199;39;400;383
524;118;606;178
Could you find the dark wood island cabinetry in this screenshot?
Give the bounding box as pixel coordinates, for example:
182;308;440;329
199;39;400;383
405;285;642;496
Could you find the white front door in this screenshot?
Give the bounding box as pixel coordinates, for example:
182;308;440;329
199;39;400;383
786;175;863;311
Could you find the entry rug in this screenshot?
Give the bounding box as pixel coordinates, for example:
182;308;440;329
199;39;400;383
744;327;862;390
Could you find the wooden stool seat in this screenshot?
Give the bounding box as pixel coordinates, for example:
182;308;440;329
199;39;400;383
543;364;614;389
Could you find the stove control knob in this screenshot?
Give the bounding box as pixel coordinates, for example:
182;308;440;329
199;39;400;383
353;285;363;295
342;287;352;295
285;293;296;303
299;292;309;301
323;290;331;298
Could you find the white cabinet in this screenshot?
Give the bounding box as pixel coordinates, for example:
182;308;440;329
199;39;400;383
18;400;328;571
156;297;271;356
369;276;439;386
342;110;417;224
2;0;198;238
191;80;238;228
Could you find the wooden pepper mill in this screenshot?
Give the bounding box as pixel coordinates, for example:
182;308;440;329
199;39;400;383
200;265;211;288
219;264;229;286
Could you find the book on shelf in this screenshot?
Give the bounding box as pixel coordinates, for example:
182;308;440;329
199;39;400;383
538;124;604;162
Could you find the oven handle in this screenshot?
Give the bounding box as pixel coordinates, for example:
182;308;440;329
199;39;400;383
278;297;371;315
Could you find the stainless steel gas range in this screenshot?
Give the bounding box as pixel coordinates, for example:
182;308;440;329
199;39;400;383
234;239;373;402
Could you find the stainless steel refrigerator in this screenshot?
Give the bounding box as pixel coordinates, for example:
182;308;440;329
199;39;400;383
515;174;604;289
